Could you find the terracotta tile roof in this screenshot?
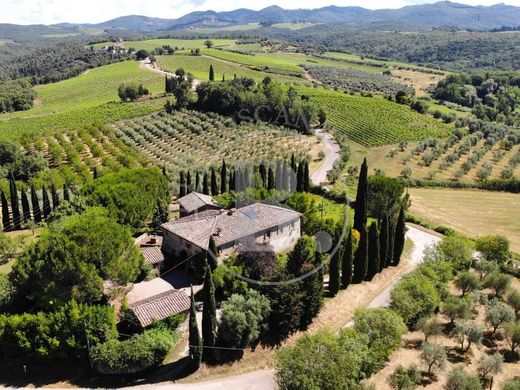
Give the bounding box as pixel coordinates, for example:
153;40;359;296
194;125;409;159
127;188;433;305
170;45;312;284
129;289;190;327
178;192;221;214
140;246;165;265
162;203;301;250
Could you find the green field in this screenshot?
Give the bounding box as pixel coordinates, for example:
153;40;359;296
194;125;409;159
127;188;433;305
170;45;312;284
272;22;317;30
302;87;453;146
93;39;235;52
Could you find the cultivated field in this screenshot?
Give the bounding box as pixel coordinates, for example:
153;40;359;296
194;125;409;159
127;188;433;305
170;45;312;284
93;39;235;51
409;188;520;252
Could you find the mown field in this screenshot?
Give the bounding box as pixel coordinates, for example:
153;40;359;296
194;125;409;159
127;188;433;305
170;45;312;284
93;39;235;51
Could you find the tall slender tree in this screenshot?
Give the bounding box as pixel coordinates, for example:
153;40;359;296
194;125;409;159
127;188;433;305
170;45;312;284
50;184;60;210
220;160;227;194
258;162;267;189
20;189;31;223
267;167;275;190
9;172;20;230
207;235;218;271
282;162;290;192
379;214;390;270
229;169;235;192
63;183;70;203
303;161;310;192
353;224;368;283
290;154;297;193
42;186;51;220
393;207;406;266
30;185;42;224
179;171;186;197
210;168;218;196
329;242;342;296
209;64;215;81
275;160;283;191
1;190;11;232
341;229;353;289
189;286;202;369
195;171;200;193
366;221;381;281
296;162;304;192
186;171;192;194
353;158;368;232
202;265;217;362
203;171;209;195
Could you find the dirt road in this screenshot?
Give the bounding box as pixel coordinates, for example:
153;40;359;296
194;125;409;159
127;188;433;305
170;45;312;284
310;129;341;186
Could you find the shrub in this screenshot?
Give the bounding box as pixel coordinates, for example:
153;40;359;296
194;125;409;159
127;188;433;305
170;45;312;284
388;364;421;390
484;272;512;298
485;300;515;335
91;329;175;374
503;378;520;390
420;342;446;374
476;236;511;266
455;271;481;297
445;367;482;390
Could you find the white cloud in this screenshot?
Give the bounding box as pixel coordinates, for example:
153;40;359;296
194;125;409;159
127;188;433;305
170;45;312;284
1;0;520;25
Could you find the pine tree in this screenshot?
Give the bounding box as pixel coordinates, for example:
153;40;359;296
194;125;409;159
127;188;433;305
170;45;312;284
267;167;275;190
188;286;202;369
9;172;20;230
63;183;70;203
379;214;390;270
179;171;186;197
42;186;51;220
203;171;209;195
303;161;310;192
353;158;368;232
202;265;217;362
393;207;406;266
329;242;342;296
296;162;304;192
353;224;368;283
210;168;218;196
366;221;380;281
51;184;60;210
30;185;42;224
186;171;192;194
1;190;11;232
207;236;218;271
341;229;353;289
220;160;227;194
209;64;215;81
21;189;31;223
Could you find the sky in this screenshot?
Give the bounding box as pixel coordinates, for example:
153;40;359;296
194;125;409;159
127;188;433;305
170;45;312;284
1;0;520;25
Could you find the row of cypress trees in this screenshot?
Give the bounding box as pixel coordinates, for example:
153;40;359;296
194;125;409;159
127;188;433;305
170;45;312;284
179;156;310;198
328;158;407;296
1;172;70;232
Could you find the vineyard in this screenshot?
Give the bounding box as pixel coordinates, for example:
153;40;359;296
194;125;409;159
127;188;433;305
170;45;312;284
303;65;413;95
112;109;314;184
302;87;453;146
93;38;235;52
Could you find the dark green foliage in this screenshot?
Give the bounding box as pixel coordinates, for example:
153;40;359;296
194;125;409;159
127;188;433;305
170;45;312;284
393;207;406;266
165;69;193;108
211;167;218;196
389;364;422;390
202;265;217;362
379;214;390;270
80;168;169;229
30;184;42;224
328;242;342;297
353;224;368;283
341;229;353;289
445;367;482;390
366;221;380;281
296;163;304;192
0;301;117;368
209;64;215;81
42;185;51;220
10;207;144;311
62;183;70;203
220;160;227;194
0;78;35;113
8;172;20;230
1;190;11;232
50;184;60;210
367;175;406;221
267;167;275;190
186;171;192;194
207;236;218;272
353;158;368;232
91;328;174;375
20;188;30;223
303;162;310;192
189;287;202;369
117;83;149;102
179;171;186;197
203;171;209;195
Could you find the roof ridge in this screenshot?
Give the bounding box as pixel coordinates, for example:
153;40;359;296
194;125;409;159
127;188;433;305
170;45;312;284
130;289;183;307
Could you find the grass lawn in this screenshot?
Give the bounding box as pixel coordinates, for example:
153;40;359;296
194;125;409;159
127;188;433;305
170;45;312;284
0;229;41;274
409;187;520;252
307;193;348;223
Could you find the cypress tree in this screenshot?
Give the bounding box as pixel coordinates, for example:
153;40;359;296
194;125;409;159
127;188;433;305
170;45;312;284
267;167;275;190
328;242;342;296
282;162;290;192
393;207;406;266
21;189;31;223
220;160;227;194
296;162;304;192
388;221;396;267
258;162;267;188
222;74;225;82
93;167;98;179
1;190;11;232
195;171;200;193
9;172;20;230
303;161;310;192
207;236;218;271
186;171;192;194
209;64;215;81
202;265;217;362
341;229;353;289
379;214;390;270
203;171;209;195
229;169;235;192
51;184;60;210
188;286;202;369
353;158;368;233
300;243;324;329
275;160;283;191
289;155;297;193
63;183;70;203
30;185;42;224
210;168;218;196
42;186;51;220
179;171;186;197
353;224;368;283
366;221;380;281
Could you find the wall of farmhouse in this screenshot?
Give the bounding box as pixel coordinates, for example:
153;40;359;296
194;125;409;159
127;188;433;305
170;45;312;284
161;229;203;259
254;219;301;253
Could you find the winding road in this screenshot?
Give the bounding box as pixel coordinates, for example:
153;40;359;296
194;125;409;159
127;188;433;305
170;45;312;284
311;129;341;186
